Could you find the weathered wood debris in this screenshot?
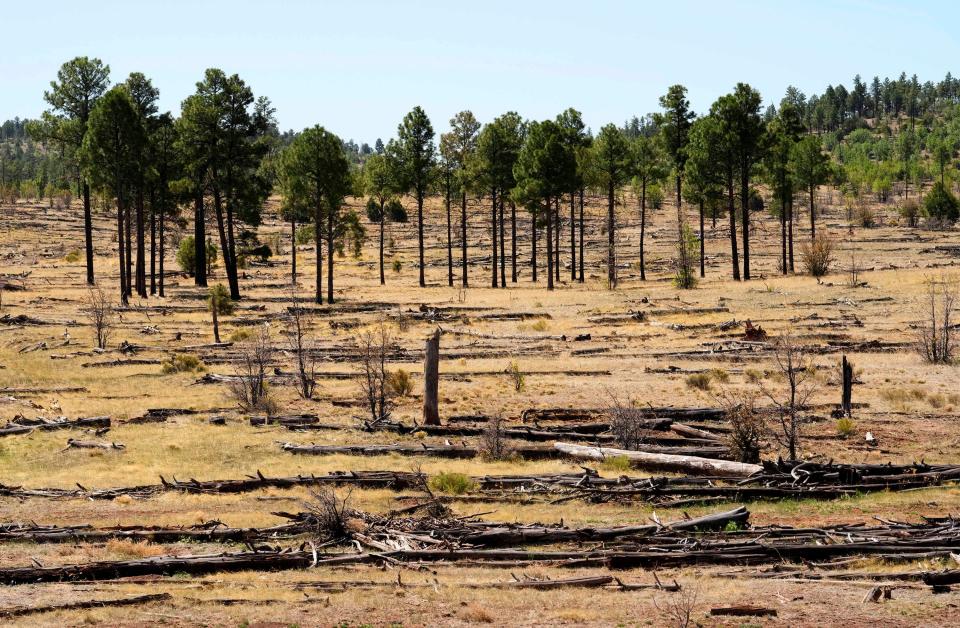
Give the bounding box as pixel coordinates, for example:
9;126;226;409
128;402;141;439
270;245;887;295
0;415;110;437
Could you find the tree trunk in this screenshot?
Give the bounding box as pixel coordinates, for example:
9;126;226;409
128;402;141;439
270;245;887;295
809;184;816;238
639;181;647;281
212;307;220;344
546;195;554;290
554;196;560;283
741;169;750;281
554;442;762;477
422;329;441;426
224;194;240;300
499;194;506;287
83;182;94;285
728;177;740;281
378;206;385;285
194;192;207;287
531;205;538;283
417;193;425;287
841;355;853;418
327;206;335;304
569;192;576;281
314;200;323;304
149;195;156;295
461;191;468;287
788;196;795;272
136;187;146;297
291;218;297;284
780;192;787;275
578;188;584;282
699;199;705;278
116;193;128;306
510;201;517;283
445;177;453;287
491;188;498;288
125;202;133;297
607;182;615;288
158;199;165;297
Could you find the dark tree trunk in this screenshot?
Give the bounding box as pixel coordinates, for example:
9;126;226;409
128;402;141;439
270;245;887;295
422;329;441;426
531;205;538;283
417;192;425;287
741;169;750;281
578;188;584;282
224;195;240;300
327;206;334;304
125;202;133;297
83;182;94;285
809;184;816;238
607;181;615;288
788;197;795;272
194;192;207;287
728;176;740;281
158;198;165;297
554;196;560;283
136;187;146;297
212;307;220;344
116;193;128;306
569;192;576;281
378;205;385;286
499;194;506;287
490;188;498;288
149;193;156;295
314;200;323;304
510;201;517;283
291;218;298;284
699;199;705;278
780;192;787;275
461;191;468;287
639;181;647;281
546;195;554;290
445;176;453;287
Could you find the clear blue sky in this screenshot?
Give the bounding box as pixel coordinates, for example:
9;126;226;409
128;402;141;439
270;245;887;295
4;0;958;142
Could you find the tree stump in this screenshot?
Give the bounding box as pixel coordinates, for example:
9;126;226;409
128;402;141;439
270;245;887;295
423;328;441;425
841;355;853;417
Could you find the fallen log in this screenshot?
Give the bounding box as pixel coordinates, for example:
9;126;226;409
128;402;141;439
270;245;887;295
1;416;110;437
554;442;759;477
65;438;125;451
0;593;172;618
250;414;320;427
281;441;728;460
711;606;777;617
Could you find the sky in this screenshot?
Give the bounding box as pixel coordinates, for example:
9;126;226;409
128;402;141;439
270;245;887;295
4;0;960;143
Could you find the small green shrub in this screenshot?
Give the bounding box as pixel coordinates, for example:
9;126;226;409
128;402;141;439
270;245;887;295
507;361;525;392
531;319;549;332
392;259;402;273
176;236;217;276
924;181;959;223
429;472;476;495
295;225;315;245
601;455;632;473
835;417;856;437
686;373;712;391
64;249;82;263
161;353;205;374
801;233;835;278
229;328;252;342
709;368;730;383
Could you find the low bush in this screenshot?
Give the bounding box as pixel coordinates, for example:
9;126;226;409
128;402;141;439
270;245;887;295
161;353;205;374
429;472;477;495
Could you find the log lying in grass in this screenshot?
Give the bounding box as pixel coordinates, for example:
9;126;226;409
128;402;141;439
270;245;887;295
0;593;172;618
0;416;110;437
280;441;729;460
249;414;320;427
554;443;760;477
520;407;726;423
64;438;125;451
0;520;306;544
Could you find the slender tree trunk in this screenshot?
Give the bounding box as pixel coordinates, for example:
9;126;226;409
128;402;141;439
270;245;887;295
136;186;146;297
194;192;207;287
554;196;560;283
531;205;538;283
728;177;740;281
158;199;165;297
788;197;795;272
461;191;468;287
378;205;385;285
149;194;156;295
780;193;787;275
445;177;453;287
809;184;816;238
116;192;128;306
314;201;322;304
639;181;647;281
212;307;220;343
417;192;425;287
578;188;584;282
83;182;94;285
224;194;240;300
422;329;441;426
125;202;133;297
327;206;334;304
490;188;498;288
291;218;297;284
699;199;705;278
741;169;750;281
499;194;506;287
545;195;554;290
510;201;517;283
568;193;576;280
607;181;615;288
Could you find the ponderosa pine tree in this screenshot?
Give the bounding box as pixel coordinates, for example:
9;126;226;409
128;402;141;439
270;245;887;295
513;120;576;291
280;126;352;304
591;124;632;288
556;108;588;282
395;107;436;288
763;102;804;274
444;111;480;287
149;113;180;297
123;72;160;297
80;87;144;306
361;152;400;285
791;134;831;238
36;57;110;286
684;117;725;278
656;85;695;211
631;134;668;280
706;96;742;280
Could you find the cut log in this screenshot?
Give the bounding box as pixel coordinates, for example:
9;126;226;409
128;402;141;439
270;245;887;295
710;606;777;617
554;442;760;477
423;328;441;425
65;439;125;451
0;593;172;618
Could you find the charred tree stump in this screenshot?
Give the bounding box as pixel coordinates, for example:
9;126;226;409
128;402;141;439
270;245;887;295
841;355;853;418
423;328;441;426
